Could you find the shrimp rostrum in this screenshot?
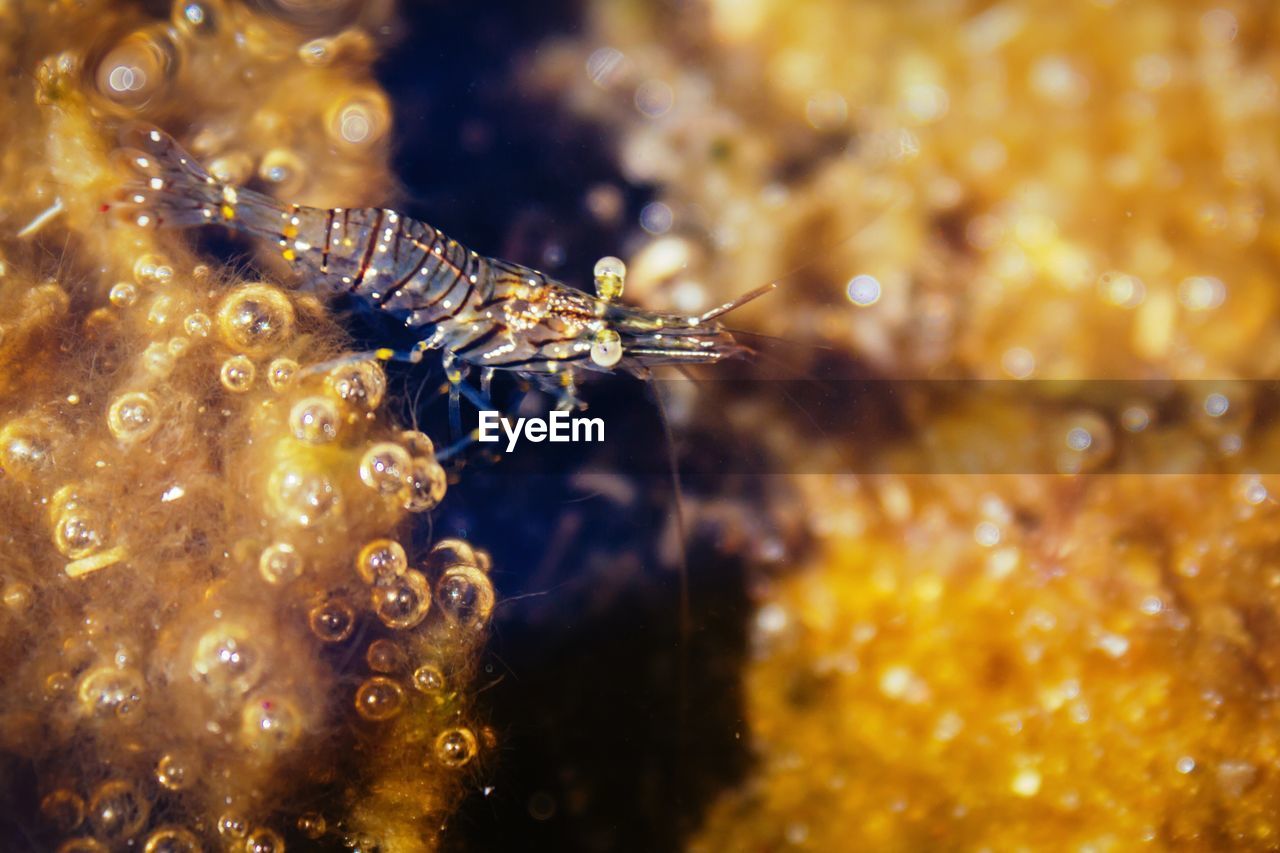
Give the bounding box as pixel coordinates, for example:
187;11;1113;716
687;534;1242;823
110;125;770;411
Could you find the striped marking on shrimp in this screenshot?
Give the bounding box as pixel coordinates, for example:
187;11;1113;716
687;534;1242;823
350;209;385;291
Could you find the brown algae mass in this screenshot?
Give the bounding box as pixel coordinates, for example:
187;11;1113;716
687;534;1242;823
0;0;493;849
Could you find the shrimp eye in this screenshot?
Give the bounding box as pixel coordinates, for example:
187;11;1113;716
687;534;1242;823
593;255;626;301
590;328;623;368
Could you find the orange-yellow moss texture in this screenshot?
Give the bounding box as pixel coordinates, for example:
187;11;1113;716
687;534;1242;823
536;0;1280;380
533;0;1280;849
1;2;494;851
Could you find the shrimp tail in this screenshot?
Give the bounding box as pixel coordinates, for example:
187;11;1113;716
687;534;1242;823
109;124;286;239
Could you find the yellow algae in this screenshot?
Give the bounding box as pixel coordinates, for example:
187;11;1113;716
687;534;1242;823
0;0;492;849
537;0;1280;849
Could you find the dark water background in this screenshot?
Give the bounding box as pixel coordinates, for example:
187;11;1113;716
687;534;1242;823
371;3;756;851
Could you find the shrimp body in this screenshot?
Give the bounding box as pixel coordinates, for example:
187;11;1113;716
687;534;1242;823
112;126;756;399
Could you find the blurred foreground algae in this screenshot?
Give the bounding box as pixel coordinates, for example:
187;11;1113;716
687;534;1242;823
0;1;493;850
531;0;1280;849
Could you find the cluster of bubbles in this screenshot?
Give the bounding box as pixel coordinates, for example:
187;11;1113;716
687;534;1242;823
345;537;496;775
1;0;494;848
5;243;489;848
76;0;396;234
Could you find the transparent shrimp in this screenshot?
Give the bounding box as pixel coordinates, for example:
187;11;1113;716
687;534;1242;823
109;125;771;408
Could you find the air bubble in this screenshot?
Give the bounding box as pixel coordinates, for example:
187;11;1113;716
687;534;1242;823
155;753;191;791
133;253;173;284
354;675;406;721
94;27;177;108
77;666;145;719
847;274;881;306
1121;405;1151;432
191;624;263;698
325;360;386;410
429;537;479;569
1058;412;1113;473
183;312;212;337
0;418;58;482
57;838;108;852
259;542;303;584
209;151;255;185
107;391;160;442
54;508;106;559
1097;271;1145;308
88;779;149;841
44;672;71;698
412;663;445;694
217;284;295;356
327;91;390;149
366;639;402;672
241;696;301;754
0;417;54;479
148;297;175;328
399;429;435;458
634;78;674;118
359;442;412;495
1240;478;1269;506
1001;347;1036;379
149;297;175;328
586;46;627;87
258;149;307;195
267;464;341;527
356;538;407;585
4;581;32;610
108;282;138;307
300;37;335;65
372;569;431;629
40;789;85;833
172;0;224;36
288;397;340;444
220;355;256;393
297;812;327;839
244;826;286;853
437;565;496;629
143;826;201;853
348;832;382;853
267;358;299;390
640;201;673;235
401;457;447;512
1178;276;1226;311
434;727;478;768
974;521;1001;547
217;814;248;839
309;599;355;642
144;342;176;377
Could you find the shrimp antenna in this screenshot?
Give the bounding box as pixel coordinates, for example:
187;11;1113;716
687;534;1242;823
646;370;692;755
697;281;778;322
